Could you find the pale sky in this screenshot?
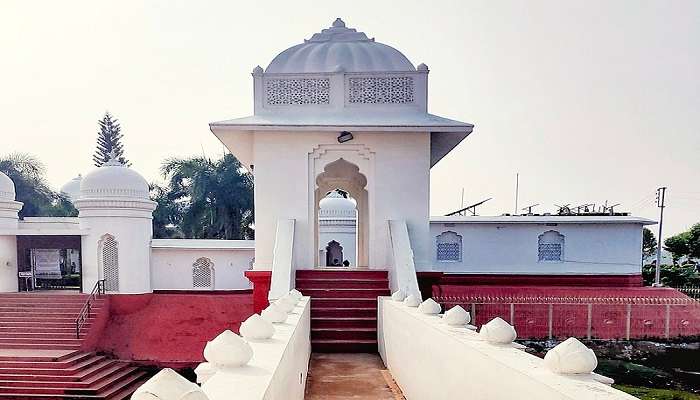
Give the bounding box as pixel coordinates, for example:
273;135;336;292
1;1;698;236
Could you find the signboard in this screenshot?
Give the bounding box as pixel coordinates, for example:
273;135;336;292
32;249;62;279
18;271;33;278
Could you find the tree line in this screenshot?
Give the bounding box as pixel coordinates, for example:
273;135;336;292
0;112;253;240
642;226;700;287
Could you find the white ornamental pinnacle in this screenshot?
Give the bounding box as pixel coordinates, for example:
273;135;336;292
418;298;441;314
479;317;517;344
391;289;406;302
132;368;210;400
544;337;598;375
239;313;275;340
202;330;253;368
261;302;288;323
443;305;471;326
403;294;421;307
290;289;303;300
274;296;296;313
193;362;216;384
104;149;124;167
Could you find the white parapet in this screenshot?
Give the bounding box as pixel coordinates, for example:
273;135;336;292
200;296;311;400
377;297;637;400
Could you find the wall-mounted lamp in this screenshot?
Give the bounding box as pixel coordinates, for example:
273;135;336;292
337;131;354;143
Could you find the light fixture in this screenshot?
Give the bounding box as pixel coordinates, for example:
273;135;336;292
337;131;353;143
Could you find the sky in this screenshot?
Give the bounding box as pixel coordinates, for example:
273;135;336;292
1;0;698;236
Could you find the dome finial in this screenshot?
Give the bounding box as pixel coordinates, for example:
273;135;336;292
104;150;124;167
332;18;345;28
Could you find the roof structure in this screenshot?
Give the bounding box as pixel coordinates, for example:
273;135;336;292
430;215;657;225
210;18;474;169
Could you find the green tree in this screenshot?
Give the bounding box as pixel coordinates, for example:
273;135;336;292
156;154;254;239
0;153;76;218
93;111;129;167
686;223;700;260
642;227;657;260
150;183;184;239
664;232;690;265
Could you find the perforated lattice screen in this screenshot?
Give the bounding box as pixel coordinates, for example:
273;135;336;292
437;243;461;261
348;76;414;104
192;257;214;289
100;235;119;292
265;78;330;105
538;243;562;262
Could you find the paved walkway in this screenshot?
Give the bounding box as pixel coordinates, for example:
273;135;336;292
305;353;404;400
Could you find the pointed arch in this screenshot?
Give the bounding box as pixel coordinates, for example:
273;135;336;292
98;234;119;292
193;257;215;289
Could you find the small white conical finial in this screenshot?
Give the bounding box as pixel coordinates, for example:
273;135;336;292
104;150;123;167
332;18;345;28
252;65;263;75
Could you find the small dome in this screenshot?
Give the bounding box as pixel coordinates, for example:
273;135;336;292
60;174;82;202
80;157;149;200
0;171;15;201
266;18;415;74
319;190;356;211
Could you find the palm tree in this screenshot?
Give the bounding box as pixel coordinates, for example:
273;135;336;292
0;153;76;218
156;154;254;239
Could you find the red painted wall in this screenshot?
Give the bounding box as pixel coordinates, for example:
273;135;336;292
97;292;253;368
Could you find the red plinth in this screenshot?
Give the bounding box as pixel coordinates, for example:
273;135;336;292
245;270;272;314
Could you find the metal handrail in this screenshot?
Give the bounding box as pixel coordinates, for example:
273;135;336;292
75;280;105;339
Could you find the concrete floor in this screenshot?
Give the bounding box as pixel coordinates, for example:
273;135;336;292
305;353;404;400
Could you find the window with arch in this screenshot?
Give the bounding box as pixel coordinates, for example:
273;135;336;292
192;257;215;289
98;234;119;292
538;230;565;262
436;231;462;262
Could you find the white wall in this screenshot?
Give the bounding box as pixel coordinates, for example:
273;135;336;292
429;222;644;275
150;242;254;291
0;236;18;292
252;131;430;271
377;297;636;400
80;214;153;294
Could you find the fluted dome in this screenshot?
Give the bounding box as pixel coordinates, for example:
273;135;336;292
60;175;82;202
266;18;415;74
80;158;149;200
0;171;15;201
319;190;356;211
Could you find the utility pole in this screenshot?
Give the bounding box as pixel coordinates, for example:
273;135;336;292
514;173;519;214
654;187;667;286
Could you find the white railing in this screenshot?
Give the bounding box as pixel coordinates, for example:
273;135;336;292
377;297;636;400
388;220;421;298
268;219;295;300
133;295;311;400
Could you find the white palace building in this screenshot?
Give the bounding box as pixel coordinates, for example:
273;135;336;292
0;18;687;400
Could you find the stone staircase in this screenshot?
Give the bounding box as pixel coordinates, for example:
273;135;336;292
296;270;389;353
0;293;149;399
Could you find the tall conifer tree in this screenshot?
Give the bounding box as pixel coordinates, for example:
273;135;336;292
93;111;129;167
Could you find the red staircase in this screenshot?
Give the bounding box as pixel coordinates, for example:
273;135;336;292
0;293;150;399
296;270;389;353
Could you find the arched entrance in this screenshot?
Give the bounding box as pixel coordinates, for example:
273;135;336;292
325;240;344;266
314;158;368;268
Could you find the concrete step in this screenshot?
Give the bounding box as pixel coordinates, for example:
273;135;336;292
301;288;389;298
311;307;377;318
0;337;83;346
311;317;376;329
296;278;389;289
0;353;95;369
0;316;94;323
310;298;378;309
311;327;377;341
0;356;107;378
311;339;378;353
296;270;388;280
0;343;81;350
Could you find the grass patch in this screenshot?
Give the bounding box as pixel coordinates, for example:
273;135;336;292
614;384;700;400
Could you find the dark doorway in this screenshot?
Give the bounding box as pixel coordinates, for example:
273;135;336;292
17;236;82;291
325;240;343;267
